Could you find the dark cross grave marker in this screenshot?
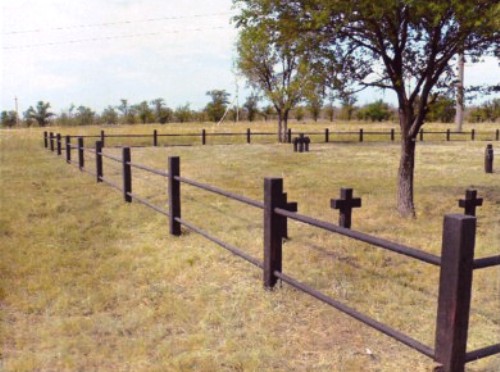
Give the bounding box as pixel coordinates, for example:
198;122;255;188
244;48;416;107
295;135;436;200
458;189;483;217
330;188;362;229
293;133;311;152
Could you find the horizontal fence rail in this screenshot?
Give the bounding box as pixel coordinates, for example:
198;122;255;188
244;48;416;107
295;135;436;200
45;127;500;149
176;175;264;209
274;207;442;266
44;133;499;372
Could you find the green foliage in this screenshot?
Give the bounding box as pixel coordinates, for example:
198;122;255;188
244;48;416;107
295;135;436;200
101;106;119;125
294;106;305;121
174;103;192;123
307;92;323;122
357;100;392;122
1;111;18;127
468;98;500;122
243;93;260;122
75;106;95;126
324;103;335;122
260;105;275;121
133;101;155;124
426;96;456;123
234;1;320;140
338;95;357;121
117;99;137;124
150;98;173;124
26;101;54;127
205;90;230;122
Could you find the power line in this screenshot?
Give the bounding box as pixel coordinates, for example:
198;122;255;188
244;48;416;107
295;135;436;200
3;12;233;35
2;26;233;50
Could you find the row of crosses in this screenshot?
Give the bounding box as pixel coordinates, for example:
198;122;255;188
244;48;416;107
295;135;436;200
329;188;483;229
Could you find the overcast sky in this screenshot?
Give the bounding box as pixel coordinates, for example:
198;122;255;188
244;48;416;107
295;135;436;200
1;0;498;116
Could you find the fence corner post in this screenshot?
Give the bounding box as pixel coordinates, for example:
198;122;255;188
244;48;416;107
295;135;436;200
359;128;364;142
96;141;103;182
201;129;206;145
101;130;105;147
122;147;132;202
263;177;284;289
247;128;251;144
44;131;48;148
168;156;181;236
434;214;476;372
325;128;329;143
153;129;158;146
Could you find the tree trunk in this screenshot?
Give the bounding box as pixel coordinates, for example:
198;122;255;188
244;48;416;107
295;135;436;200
282;110;289;142
277;111;283;142
397;136;416;217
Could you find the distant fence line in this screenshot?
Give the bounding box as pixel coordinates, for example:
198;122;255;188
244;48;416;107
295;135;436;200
44;127;500;149
44;134;500;372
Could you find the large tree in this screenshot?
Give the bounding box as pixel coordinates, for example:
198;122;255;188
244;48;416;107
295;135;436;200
1;111;18;128
26;101;54;127
236;0;499;216
234;2;317;141
205;90;230;122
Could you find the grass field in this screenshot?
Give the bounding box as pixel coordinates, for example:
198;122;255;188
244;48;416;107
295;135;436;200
1;121;499;371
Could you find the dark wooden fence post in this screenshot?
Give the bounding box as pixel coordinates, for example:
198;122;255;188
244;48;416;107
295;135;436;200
56;133;62;155
65;136;71;163
122;147;132;202
446;129;450;141
485;144;494;173
419;129;424;141
50;132;54;151
100;130;105;147
359;128;364;142
168;156;181;236
201;129;206;145
247;128;251;144
153;129;158;146
471;129;475;141
263;177;284;289
95;141;103;183
325;128;330;143
391;128;395;142
78;137;84;170
434;214;476;372
44;131;48;148
287;128;292;144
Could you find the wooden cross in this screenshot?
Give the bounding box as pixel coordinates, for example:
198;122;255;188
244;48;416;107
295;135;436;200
330;188;362;229
458;189;483;216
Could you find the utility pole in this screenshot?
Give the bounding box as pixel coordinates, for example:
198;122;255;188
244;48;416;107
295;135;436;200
235;75;239;122
455;52;465;132
15;96;20;126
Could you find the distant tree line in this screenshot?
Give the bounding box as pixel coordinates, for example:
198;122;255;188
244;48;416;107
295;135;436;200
2;95;499;128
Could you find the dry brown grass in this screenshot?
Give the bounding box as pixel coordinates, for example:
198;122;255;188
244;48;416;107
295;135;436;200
1;122;499;371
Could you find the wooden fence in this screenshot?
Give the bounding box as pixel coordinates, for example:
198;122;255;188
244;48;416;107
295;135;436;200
44;134;500;372
44;127;500;149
